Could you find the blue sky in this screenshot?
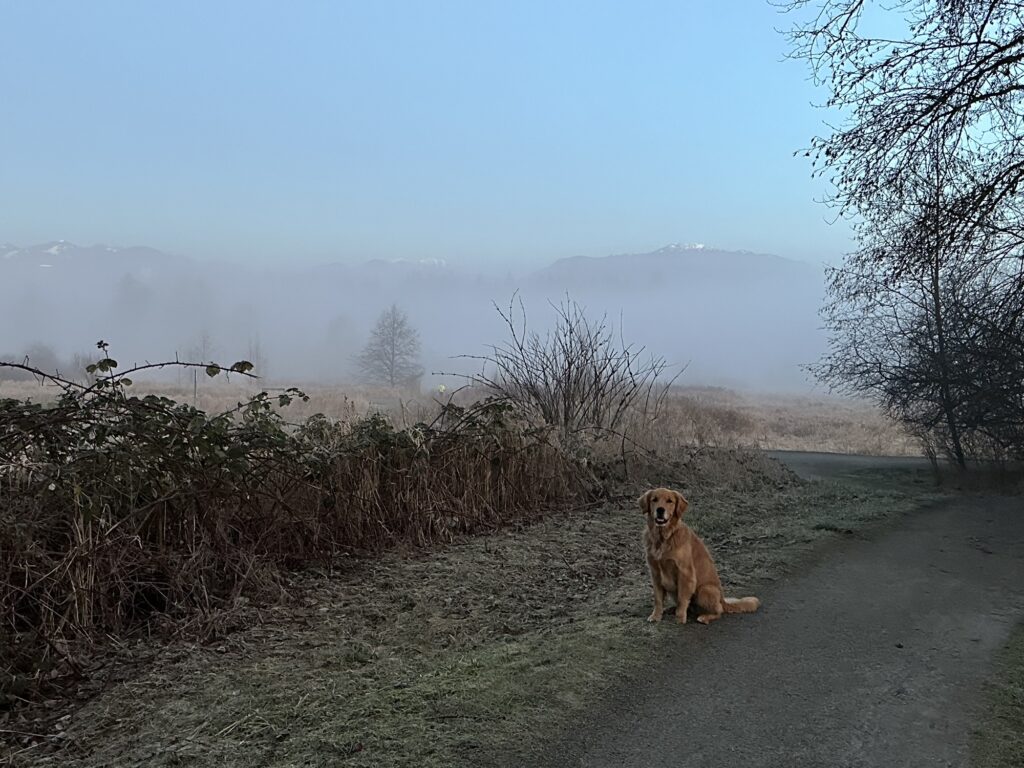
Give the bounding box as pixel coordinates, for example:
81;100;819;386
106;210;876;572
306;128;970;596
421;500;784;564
1;1;850;269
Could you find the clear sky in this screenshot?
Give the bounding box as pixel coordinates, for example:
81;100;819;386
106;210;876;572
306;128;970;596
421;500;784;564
1;1;850;269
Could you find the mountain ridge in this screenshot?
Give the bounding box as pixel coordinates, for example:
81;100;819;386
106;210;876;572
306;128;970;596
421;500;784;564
0;240;816;277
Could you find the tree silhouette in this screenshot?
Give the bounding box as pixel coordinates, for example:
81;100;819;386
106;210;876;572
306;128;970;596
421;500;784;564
788;0;1024;462
356;305;423;388
785;0;1024;255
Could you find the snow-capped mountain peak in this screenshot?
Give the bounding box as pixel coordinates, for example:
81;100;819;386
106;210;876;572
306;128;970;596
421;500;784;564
663;242;707;251
45;242;70;256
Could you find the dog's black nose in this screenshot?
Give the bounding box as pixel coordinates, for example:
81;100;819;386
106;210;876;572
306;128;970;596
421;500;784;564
656;507;665;515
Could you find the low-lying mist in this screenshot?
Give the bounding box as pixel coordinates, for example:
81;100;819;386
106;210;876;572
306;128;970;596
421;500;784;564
0;241;827;392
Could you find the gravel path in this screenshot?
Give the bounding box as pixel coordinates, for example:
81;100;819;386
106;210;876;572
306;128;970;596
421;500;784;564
540;452;1024;768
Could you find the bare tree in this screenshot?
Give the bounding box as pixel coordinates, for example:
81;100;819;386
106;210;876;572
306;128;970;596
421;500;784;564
178;329;217;389
823;252;1024;462
0;343;63;382
788;1;1024;462
784;0;1024;255
247;334;268;379
812;121;1024;462
356;304;424;388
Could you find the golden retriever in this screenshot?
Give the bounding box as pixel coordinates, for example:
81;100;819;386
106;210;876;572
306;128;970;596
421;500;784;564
639;487;760;624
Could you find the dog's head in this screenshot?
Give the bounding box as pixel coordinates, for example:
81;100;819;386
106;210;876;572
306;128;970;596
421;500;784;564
638;487;688;529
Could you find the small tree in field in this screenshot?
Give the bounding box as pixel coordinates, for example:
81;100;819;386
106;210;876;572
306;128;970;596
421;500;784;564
356;305;424;388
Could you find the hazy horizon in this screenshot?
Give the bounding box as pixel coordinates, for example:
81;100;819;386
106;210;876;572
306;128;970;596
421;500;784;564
1;2;858;395
0;240;829;394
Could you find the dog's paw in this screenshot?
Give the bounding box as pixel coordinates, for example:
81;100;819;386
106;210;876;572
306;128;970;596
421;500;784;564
696;614;714;625
675;612;688;624
647;611;663;623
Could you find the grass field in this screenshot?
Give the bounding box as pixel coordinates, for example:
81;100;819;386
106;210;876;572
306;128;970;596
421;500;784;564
2;450;936;768
0;378;920;457
647;386;919;456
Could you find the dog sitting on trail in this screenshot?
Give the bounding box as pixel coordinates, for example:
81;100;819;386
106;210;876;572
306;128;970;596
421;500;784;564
639;487;760;624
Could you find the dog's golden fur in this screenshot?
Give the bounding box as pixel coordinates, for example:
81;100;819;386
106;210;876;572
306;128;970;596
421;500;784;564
639;487;760;624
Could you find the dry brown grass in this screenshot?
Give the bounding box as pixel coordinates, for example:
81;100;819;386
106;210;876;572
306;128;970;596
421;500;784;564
0;380;917;457
653;387;920;456
0;379;436;427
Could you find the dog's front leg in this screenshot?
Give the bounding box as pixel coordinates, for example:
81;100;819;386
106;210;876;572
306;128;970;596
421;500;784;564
647;557;665;623
676;567;697;624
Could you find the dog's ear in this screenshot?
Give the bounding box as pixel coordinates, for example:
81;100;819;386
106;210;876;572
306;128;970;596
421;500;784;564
637;490;652;514
673;491;689;517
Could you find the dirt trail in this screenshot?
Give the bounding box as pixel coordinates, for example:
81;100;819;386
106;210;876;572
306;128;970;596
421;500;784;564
539;452;1024;768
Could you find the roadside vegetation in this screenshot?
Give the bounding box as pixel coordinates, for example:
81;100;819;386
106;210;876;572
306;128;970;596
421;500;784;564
3;445;931;768
0;301;941;766
0;289;999;758
0;341;595;706
972;623;1024;768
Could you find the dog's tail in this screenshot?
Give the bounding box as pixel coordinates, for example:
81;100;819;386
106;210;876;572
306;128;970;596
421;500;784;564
722;596;760;614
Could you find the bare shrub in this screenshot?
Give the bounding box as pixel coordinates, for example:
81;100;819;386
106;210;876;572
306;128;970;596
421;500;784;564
460;295;678;440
